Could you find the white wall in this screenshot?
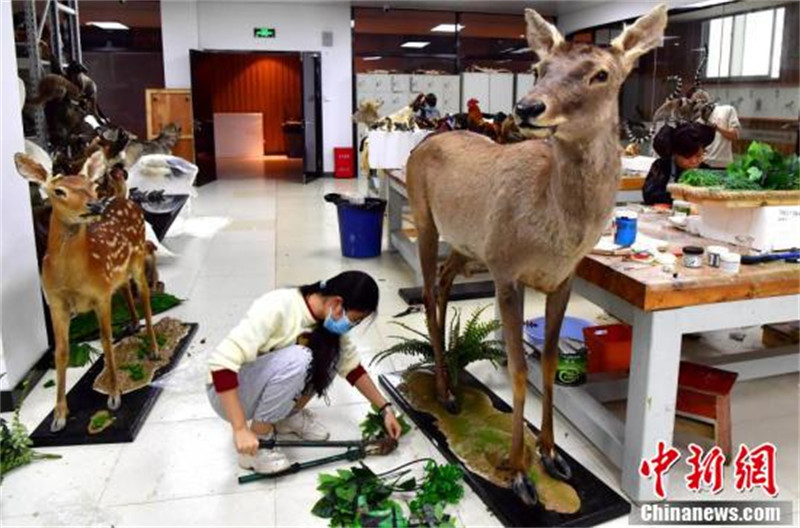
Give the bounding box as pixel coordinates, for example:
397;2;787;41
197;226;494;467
160;0;353;172
161;0;198;89
0;1;48;391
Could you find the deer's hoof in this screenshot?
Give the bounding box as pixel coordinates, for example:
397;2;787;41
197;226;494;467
440;395;460;415
107;394;121;411
540;448;572;481
511;473;538;507
50;415;67;433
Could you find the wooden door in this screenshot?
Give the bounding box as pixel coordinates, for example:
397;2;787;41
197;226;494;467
145;89;195;163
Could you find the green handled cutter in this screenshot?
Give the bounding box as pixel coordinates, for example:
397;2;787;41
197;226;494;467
238;437;398;485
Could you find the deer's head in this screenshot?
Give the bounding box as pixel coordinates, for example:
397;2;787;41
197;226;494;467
515;5;667;141
15;150;111;225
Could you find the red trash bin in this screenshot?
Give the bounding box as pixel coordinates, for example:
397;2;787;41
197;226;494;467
334;148;354;178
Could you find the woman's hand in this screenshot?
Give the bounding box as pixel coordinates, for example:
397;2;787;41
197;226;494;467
383;411;403;440
233;426;260;456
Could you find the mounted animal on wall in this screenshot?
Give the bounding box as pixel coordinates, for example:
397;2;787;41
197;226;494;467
405;5;667;505
14;151;160;433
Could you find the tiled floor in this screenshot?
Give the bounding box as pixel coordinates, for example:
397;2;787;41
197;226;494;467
2;158;798;527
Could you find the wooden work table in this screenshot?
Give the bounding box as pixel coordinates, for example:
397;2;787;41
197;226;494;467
577;212;800;311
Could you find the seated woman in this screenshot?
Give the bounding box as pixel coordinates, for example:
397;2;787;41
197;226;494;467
643;122;716;205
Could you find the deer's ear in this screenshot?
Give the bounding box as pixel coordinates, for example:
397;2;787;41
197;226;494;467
611;4;668;72
525;9;563;59
14;153;50;185
80;151;107;182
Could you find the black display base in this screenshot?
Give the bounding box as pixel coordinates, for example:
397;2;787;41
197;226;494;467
398;280;495;305
29;323;198;448
139;194;189;241
379;370;630;527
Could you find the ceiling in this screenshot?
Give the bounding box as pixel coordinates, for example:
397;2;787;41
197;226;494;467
351;0;598;16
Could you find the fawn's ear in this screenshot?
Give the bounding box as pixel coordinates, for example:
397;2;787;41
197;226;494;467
80;150;107;182
14;153;50;185
611;4;668;73
525;9;564;59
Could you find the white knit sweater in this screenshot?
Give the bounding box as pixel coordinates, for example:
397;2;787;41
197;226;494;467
207;288;361;380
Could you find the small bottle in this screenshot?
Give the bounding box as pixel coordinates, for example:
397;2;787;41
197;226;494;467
720;252;741;274
706;245;729;268
682;246;704;268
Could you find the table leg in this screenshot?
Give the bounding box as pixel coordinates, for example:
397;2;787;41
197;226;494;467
387;181;402;253
621;307;682;503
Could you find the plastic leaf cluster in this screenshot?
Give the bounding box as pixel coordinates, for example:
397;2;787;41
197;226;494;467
359;406;412;442
372;305;505;388
311;460;464;527
0;407;61;480
680;141;800;191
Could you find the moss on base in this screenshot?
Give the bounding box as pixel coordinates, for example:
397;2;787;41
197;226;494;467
401;370;580;514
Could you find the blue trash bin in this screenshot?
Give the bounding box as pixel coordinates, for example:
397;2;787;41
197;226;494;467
325;194;387;258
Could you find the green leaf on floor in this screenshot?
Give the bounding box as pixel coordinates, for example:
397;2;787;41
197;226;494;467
43;380;55;389
69;343;101;368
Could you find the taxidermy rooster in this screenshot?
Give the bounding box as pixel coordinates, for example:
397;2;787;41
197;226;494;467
465;99;498;141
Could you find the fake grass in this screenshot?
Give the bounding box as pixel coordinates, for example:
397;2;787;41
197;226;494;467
68;292;182;345
401;370;581;514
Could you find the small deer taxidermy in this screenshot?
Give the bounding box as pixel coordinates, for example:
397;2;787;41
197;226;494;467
406;5;667;506
14;151;160;432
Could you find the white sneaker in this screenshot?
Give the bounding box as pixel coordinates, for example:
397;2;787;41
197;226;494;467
238;447;291;474
274;408;330;441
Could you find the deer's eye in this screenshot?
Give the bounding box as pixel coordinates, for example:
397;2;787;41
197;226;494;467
590;70;609;84
532;67;540;84
53;188;67;198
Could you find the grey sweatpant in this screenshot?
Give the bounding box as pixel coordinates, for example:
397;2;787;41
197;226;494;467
207;344;312;424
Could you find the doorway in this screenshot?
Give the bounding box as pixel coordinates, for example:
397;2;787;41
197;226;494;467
189;50;322;184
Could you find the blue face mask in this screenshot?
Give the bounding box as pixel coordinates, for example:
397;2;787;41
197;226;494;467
323;308;354;335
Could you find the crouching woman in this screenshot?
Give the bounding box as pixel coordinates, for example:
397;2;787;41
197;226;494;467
207;271;401;474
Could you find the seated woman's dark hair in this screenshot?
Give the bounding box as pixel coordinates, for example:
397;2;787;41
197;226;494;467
298;327;340;398
297;271;379;395
299;270;379;314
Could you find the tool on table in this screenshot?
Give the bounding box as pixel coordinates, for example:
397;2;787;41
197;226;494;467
238;437;398;485
741;250;800;265
393;305;422;318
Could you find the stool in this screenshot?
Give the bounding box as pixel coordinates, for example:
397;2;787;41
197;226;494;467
676;361;738;461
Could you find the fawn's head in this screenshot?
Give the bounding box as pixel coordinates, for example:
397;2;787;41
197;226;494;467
15;150;111;225
515;4;667;142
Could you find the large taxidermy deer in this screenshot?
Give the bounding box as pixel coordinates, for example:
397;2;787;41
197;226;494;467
14;151;160;432
406;5;667;505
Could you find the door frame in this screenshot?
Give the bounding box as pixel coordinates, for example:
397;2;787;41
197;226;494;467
188;49;320;183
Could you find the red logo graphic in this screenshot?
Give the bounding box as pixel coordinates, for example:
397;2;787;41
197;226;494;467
685;443;725;494
639;440;681;499
734;442;779;497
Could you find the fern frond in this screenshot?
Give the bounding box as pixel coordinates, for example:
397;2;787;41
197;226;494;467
387;320;431;342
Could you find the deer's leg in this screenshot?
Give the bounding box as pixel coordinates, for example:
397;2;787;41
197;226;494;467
121;282;140;336
539;277;573;481
496;280;537;506
436;251;468;332
415;210;455;412
96;299;121;411
134;263;160;360
50;300;71;432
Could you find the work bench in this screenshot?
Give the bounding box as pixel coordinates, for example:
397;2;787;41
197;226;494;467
527;212;800;502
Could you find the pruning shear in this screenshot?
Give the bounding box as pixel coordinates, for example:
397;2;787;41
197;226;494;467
238;437;398;485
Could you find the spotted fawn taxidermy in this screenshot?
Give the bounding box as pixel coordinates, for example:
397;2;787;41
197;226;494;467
405;5;667;505
14;150;159;432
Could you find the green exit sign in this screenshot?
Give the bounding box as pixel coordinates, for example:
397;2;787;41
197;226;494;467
254;27;276;38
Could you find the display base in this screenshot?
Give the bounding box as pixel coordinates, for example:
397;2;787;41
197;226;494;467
139;194;188;241
398;280;495;305
379;370;630;527
29;323;198;447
